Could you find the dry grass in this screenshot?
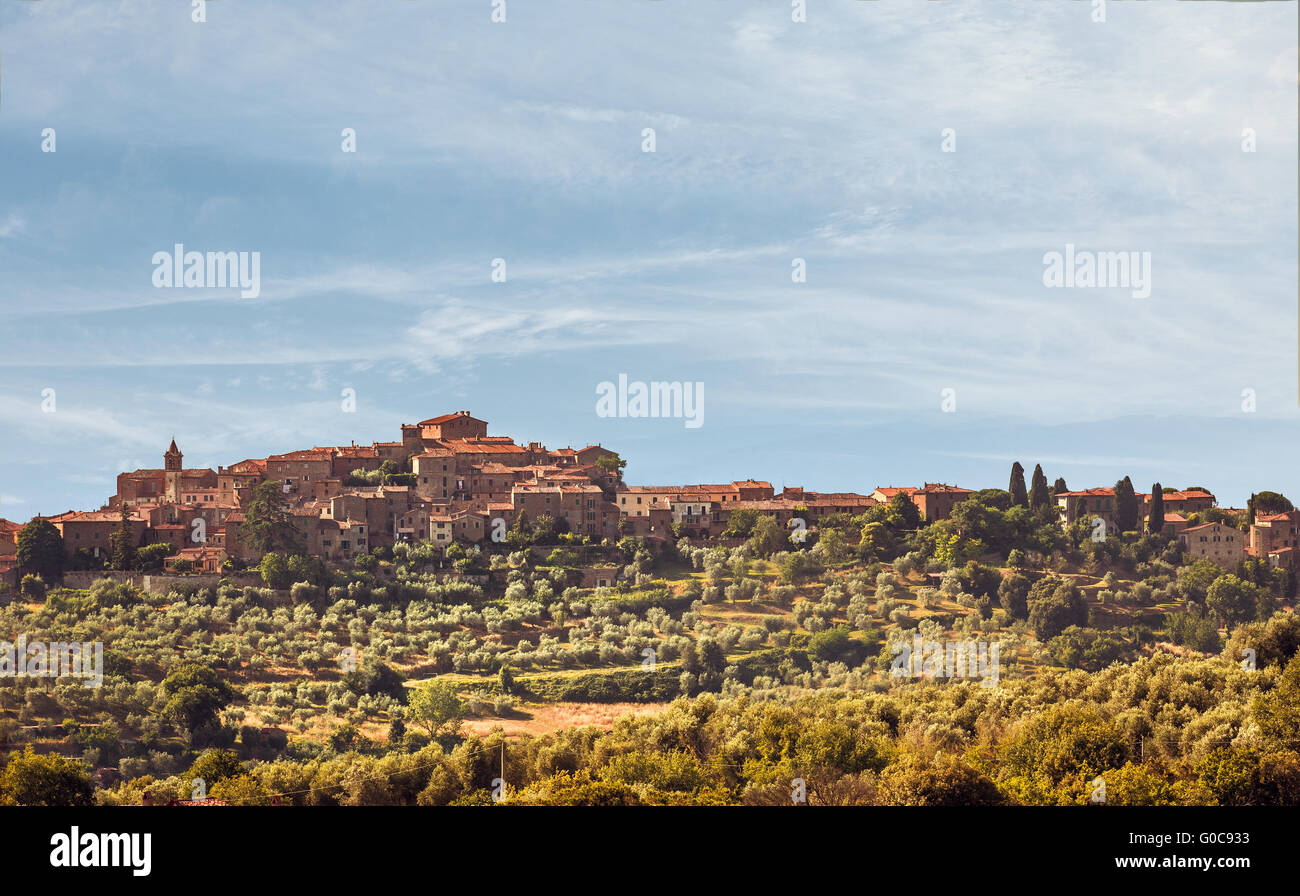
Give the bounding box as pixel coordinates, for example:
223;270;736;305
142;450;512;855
462;701;669;737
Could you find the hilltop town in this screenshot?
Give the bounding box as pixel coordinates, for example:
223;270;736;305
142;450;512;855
0;411;1292;585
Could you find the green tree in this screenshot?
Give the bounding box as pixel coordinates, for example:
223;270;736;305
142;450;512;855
187;749;244;788
1223;612;1300;670
1177;559;1223;608
407;680;465;738
258;551;292;589
1052;477;1069;496
1255;654;1300;752
998;571;1031;619
722;509;761;538
109;504;136;571
506;509;532;549
1001;704;1130;792
1206;575;1264;628
1147;483;1165;535
161;663;235;737
884;492;922;530
238;480;303;556
594;452;627;481
1248;491;1293;524
16;518;64;580
286;553;327;587
1008;462;1028;508
342;662;409;703
19;574;47;601
209;774;274;806
0;747;94;806
1028;465;1050;510
808;626;854;663
1028;577;1089;639
1194;744;1300;806
135;541;176;569
1113;477;1139;534
877;753;1003;806
958;561;1002;600
747;515;785;555
811;528;850;564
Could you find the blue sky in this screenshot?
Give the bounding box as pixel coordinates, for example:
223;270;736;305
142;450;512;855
0;0;1296;518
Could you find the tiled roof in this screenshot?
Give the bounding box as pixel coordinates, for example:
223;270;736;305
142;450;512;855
267;449;332;462
918;483;974;494
1161;489;1214;501
418;411;485;426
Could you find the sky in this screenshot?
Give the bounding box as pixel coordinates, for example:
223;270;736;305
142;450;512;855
0;0;1296;518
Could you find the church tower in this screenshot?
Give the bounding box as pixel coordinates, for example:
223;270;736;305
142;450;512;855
164;438;183;502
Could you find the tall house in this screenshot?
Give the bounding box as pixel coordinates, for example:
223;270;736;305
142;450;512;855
419;411;489;442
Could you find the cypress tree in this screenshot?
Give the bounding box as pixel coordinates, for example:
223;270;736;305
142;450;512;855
1009;462;1028;508
1052;477;1069;496
1148;483;1165;535
1029;464;1050;509
1114;476;1139;534
111;505;136;571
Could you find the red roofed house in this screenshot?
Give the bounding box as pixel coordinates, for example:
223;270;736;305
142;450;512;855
265;448;333;496
870;484;973;523
911;484;975;523
1056;488;1151;533
1159;489;1216;515
51;510;149;560
1250;510;1300;569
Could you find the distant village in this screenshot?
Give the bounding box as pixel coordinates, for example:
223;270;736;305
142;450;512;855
0;411;1295;583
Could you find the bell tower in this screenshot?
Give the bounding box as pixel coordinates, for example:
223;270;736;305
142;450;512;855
165;438;183;471
164;438;183;502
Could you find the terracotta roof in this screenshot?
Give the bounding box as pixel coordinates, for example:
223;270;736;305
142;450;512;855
730;499;801;511
267;449;332;462
1255;511;1300;523
319;445;380;458
440;440;527;455
222;459;267;474
1161;489;1214;501
799;492;879;505
418;411;485;426
1057;488;1150;499
1182;522;1232;534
